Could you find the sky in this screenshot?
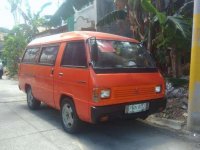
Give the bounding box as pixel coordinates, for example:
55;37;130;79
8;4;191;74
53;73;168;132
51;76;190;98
0;0;63;30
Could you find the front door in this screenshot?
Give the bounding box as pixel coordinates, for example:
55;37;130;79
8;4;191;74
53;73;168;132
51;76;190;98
54;41;90;121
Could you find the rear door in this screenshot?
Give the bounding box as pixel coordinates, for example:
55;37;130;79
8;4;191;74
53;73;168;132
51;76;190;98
35;45;59;107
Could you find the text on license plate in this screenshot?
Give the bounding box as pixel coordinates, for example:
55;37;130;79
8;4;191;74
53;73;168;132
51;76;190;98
125;103;149;114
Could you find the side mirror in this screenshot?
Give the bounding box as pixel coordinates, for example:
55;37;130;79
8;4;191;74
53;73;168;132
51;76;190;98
91;43;99;62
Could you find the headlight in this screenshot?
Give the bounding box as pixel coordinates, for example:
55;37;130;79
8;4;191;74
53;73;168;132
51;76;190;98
93;88;111;102
155;85;162;93
100;89;111;99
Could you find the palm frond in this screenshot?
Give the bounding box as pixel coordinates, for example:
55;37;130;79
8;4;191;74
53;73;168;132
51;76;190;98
97;10;127;27
141;0;166;24
141;0;157;14
36;2;52;17
24;0;32;20
177;1;194;17
166;16;192;39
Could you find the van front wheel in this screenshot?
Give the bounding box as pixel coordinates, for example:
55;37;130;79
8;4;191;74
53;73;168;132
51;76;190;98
61;99;80;133
26;87;41;110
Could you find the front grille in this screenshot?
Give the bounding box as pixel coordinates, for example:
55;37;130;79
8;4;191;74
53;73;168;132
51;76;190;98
113;86;155;99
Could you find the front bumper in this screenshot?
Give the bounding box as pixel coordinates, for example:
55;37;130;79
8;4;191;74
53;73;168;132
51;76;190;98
91;98;166;123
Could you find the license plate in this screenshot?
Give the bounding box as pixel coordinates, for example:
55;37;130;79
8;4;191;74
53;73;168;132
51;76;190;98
125;103;149;114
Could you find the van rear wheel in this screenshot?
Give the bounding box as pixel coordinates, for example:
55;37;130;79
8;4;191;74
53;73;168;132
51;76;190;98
26;87;41;110
61;99;80;133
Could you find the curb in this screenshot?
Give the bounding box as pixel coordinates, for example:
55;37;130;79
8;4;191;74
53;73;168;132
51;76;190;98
145;115;200;142
146;115;185;130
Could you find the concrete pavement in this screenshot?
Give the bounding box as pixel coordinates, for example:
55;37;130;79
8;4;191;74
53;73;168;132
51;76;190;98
0;77;200;150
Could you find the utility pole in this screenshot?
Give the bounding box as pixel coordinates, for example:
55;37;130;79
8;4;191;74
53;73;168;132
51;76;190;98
187;0;200;132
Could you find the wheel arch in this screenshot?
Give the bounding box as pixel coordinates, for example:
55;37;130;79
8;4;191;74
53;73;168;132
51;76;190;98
25;84;31;93
59;94;75;109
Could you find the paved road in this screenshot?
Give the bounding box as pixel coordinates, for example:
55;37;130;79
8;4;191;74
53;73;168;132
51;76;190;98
0;78;200;150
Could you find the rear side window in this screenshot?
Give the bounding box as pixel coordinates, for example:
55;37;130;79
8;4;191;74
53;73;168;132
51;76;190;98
61;42;87;67
22;48;40;64
39;46;59;65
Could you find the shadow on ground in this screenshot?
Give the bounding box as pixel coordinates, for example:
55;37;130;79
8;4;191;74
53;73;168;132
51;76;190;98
6;101;198;150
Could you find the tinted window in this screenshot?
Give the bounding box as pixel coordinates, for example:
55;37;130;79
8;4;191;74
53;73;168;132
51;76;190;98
61;42;87;67
22;48;40;63
39;46;59;65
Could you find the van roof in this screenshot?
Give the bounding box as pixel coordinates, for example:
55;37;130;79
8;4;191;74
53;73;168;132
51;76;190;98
28;31;138;46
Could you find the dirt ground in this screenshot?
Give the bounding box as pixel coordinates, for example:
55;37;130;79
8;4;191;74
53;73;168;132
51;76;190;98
155;82;188;123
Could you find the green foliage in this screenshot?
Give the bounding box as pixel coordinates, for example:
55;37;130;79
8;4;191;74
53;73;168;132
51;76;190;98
96;0;193;77
2;1;52;77
2;27;27;77
166;16;191;39
141;0;157;13
97;0;192;48
154;48;167;66
178;1;194;18
21;2;51;33
166;77;189;88
142;1;193;53
141;0;166;24
154;15;192;51
8;0;51;34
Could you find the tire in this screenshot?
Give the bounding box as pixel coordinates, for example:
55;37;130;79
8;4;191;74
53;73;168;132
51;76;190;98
26;87;41;110
61;98;81;133
0;70;2;79
140;115;148;120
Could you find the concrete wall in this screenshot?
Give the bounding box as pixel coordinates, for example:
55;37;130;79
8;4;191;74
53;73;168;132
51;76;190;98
73;0;132;37
74;1;97;31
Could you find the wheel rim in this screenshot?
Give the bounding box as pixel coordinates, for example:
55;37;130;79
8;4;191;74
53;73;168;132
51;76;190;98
62;103;74;129
27;90;33;106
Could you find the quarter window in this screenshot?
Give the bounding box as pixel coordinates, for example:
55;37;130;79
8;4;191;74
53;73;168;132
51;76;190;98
22;48;40;64
61;42;87;67
39;46;59;65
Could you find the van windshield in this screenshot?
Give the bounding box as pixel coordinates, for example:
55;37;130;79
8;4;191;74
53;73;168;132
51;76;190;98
90;40;156;71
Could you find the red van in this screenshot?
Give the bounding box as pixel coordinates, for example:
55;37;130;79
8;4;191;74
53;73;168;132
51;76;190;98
18;31;166;133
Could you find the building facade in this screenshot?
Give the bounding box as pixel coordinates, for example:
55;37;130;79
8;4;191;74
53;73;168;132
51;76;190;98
67;0;132;37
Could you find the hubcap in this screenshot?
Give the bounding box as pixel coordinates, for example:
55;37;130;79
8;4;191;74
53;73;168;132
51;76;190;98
62;103;74;128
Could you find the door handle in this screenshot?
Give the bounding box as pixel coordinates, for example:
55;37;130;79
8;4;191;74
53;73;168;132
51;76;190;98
58;73;63;76
51;68;54;75
77;80;86;84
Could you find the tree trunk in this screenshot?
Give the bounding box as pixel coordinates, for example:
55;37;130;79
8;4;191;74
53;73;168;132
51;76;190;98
170;48;177;78
147;14;152;51
176;51;182;77
170;49;182;78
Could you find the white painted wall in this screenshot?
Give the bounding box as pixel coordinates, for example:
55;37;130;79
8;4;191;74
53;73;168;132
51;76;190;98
74;0;97;31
